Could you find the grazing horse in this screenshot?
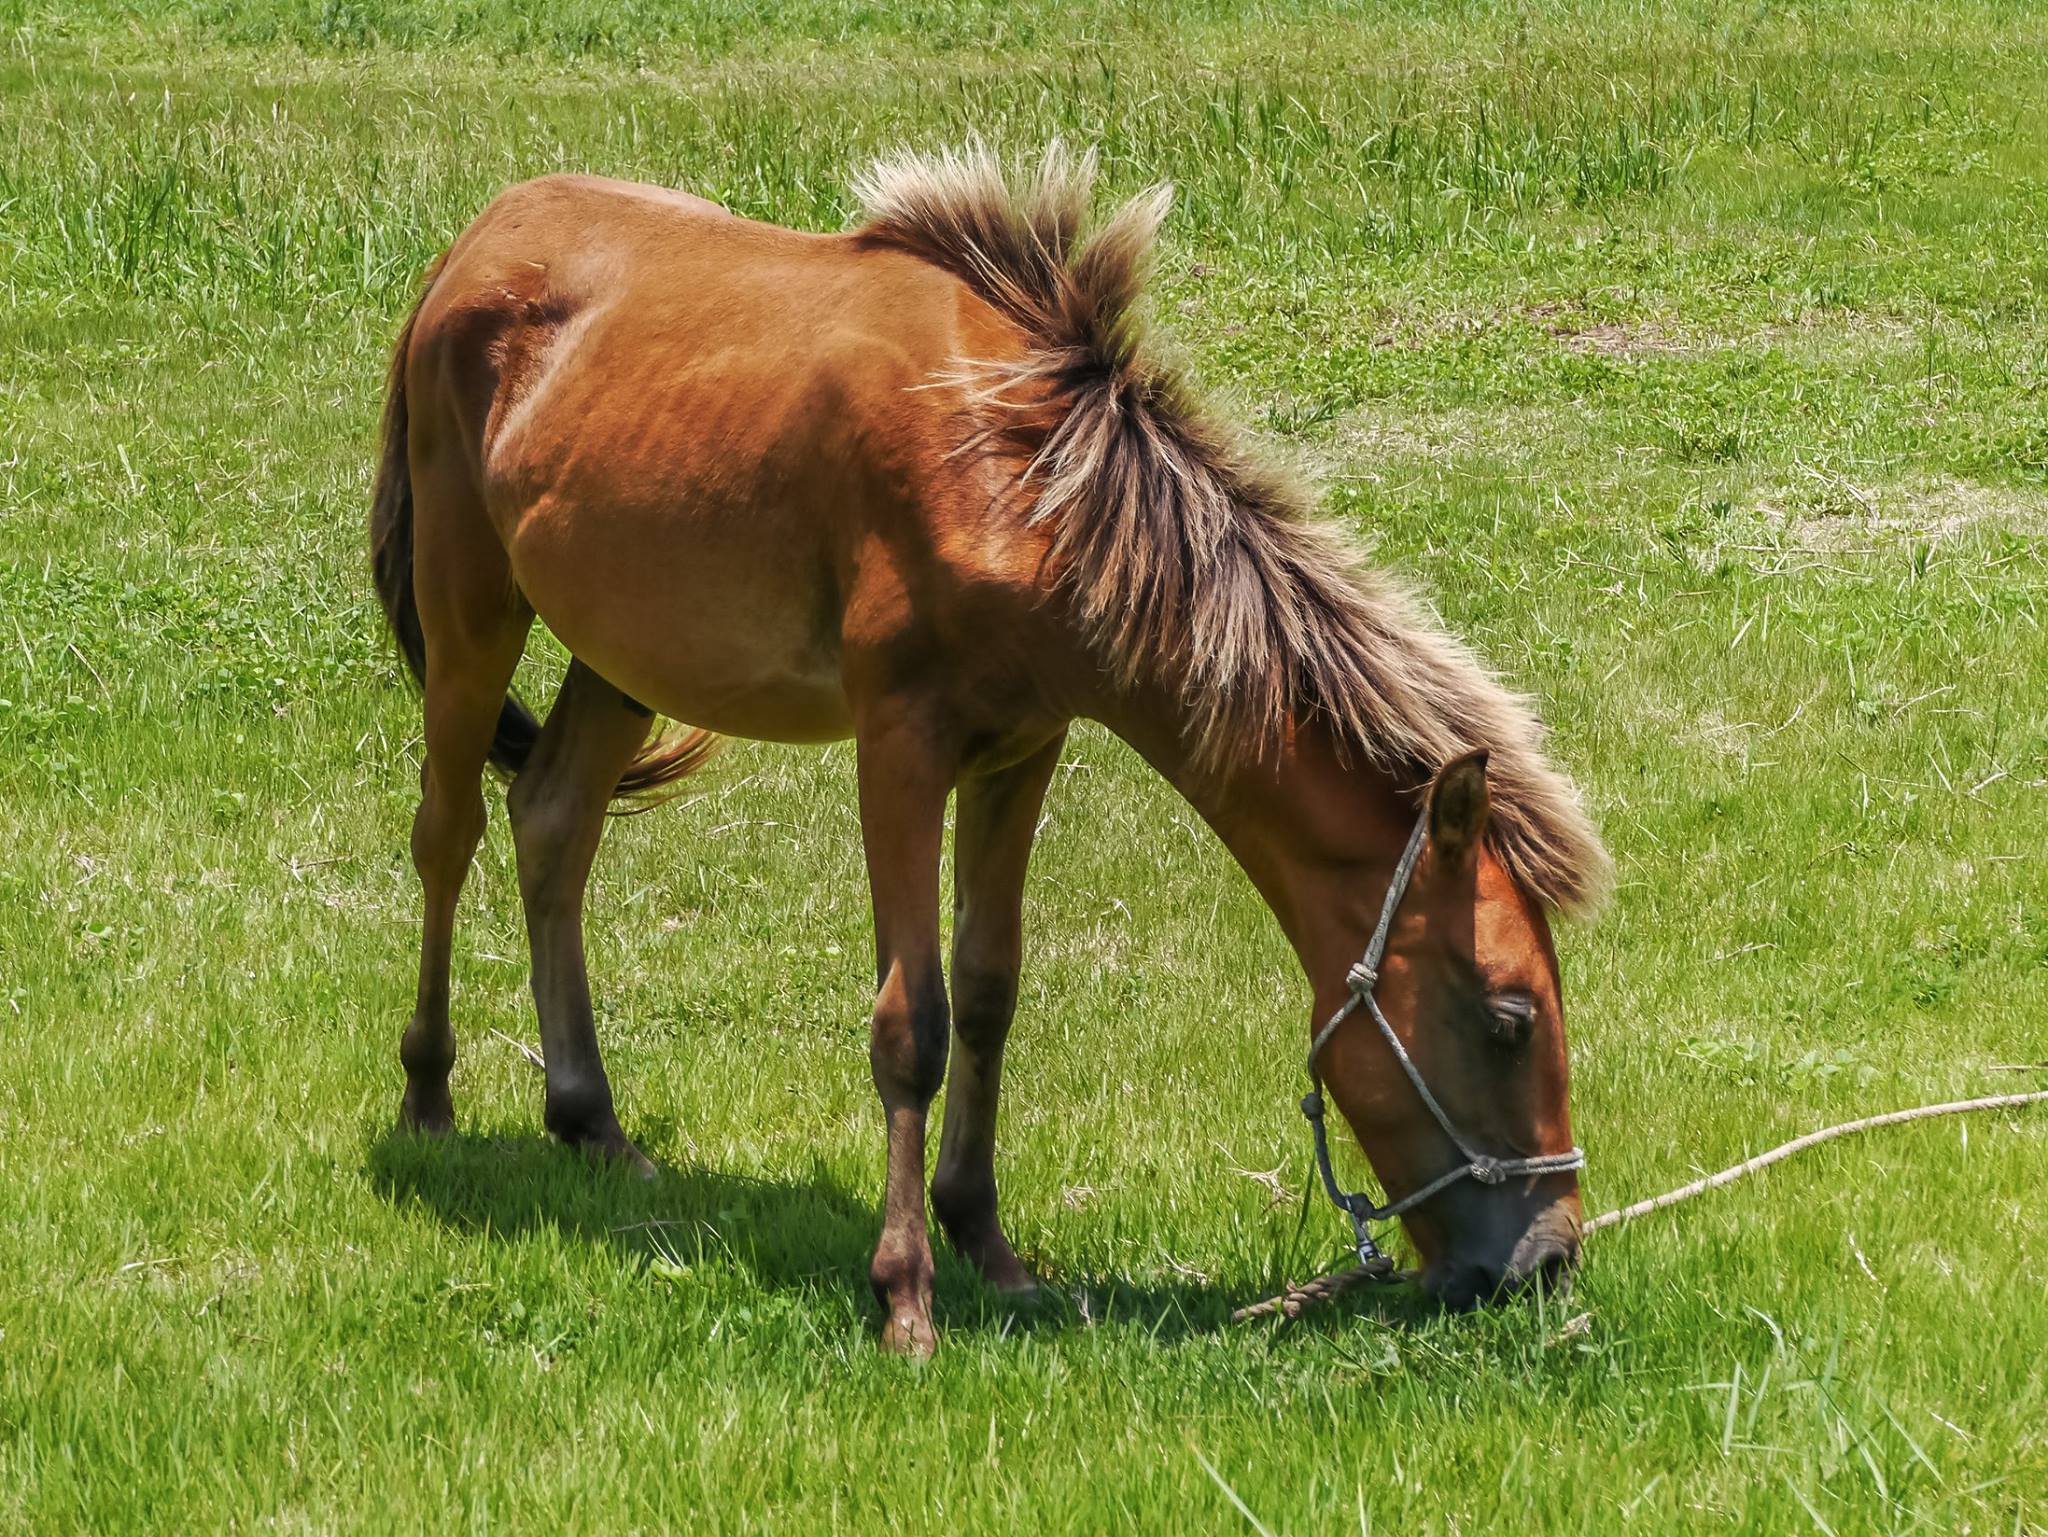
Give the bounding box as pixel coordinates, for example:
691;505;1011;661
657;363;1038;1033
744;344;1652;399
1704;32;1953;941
369;147;1609;1354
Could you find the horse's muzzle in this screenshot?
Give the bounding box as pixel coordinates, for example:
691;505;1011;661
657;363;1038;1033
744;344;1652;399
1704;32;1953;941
1423;1199;1582;1309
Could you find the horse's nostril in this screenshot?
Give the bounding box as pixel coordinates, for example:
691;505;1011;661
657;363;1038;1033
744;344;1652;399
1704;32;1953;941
1523;1241;1577;1298
1427;1264;1490;1311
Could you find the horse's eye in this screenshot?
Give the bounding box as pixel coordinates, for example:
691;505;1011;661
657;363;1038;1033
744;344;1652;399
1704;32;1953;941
1486;994;1536;1048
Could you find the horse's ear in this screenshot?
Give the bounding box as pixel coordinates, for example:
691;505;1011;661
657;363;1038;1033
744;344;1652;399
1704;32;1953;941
1428;750;1491;864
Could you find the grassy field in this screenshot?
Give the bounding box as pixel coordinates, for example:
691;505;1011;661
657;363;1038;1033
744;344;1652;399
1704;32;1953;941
4;0;2047;1530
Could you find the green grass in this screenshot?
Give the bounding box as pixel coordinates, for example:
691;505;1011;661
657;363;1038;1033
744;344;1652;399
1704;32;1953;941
3;1;2047;1530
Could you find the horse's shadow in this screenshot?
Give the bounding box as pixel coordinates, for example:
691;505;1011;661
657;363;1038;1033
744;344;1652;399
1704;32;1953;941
365;1125;1443;1342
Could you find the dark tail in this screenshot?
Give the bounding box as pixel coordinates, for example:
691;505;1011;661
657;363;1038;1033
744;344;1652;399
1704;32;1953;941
368;261;442;697
369;262;720;805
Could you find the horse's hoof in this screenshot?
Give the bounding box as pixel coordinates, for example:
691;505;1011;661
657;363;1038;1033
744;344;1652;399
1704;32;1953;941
982;1258;1042;1299
576;1129;657;1178
955;1233;1039;1297
398;1089;455;1137
549;1100;656;1177
880;1308;938;1358
979;1238;1042;1296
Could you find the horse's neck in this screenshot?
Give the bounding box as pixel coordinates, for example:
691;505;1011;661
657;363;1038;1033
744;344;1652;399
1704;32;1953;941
1095;686;1414;1006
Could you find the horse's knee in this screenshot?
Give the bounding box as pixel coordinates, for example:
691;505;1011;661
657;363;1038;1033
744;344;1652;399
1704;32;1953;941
506;773;585;915
949;958;1019;1054
411;778;485;883
504;766;552;851
869;968;949;1105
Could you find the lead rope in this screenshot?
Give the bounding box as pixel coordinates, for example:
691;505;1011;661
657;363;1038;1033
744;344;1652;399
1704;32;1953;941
1230;1085;2048;1324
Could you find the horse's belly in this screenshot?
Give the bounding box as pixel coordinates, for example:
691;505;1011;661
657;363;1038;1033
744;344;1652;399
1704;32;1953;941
506;496;853;744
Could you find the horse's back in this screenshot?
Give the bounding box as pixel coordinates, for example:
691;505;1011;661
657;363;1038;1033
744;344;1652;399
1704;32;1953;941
416;172;956;474
404;173;1042;742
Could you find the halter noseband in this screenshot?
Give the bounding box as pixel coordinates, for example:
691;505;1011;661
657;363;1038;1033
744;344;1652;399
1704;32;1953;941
1300;805;1587;1267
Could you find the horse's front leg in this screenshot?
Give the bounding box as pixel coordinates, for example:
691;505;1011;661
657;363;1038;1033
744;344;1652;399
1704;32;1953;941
854;699;957;1356
931;731;1066;1295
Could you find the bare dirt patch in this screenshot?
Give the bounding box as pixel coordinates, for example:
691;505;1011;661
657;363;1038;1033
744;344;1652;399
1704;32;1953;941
1757;473;2048;549
1333;403;1583;466
1525;300;1688;357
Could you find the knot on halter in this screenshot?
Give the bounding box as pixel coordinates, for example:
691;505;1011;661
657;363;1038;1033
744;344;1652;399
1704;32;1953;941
1469;1156;1506;1186
1344;962;1379;996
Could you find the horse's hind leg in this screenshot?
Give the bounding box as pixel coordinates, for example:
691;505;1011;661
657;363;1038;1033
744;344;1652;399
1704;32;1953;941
399;533;530;1134
931;732;1065;1296
505;659;654;1171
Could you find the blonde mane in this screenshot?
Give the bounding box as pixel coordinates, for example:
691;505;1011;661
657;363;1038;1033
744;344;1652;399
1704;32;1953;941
853;145;1610;914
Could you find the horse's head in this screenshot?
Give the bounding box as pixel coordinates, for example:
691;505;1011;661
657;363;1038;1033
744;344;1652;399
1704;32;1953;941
1317;750;1583;1307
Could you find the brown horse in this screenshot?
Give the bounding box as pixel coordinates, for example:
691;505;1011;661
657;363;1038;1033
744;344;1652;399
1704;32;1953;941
369;146;1609;1354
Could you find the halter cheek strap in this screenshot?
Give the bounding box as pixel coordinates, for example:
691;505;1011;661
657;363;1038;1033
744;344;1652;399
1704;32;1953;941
1300;806;1587;1266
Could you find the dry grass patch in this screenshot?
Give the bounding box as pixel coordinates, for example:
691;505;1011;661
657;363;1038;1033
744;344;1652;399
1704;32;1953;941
1759;472;2048;549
